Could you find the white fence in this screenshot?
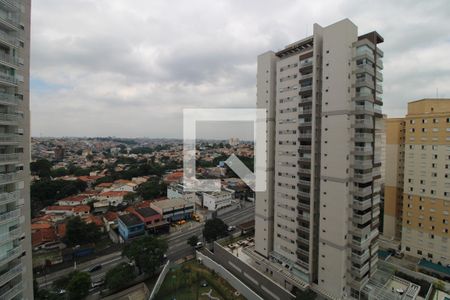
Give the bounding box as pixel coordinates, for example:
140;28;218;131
148;260;171;300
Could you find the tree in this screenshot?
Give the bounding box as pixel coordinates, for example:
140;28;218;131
65;217;101;246
296;289;316;300
123;192;138;203
51;167;68;178
433;280;445;291
105;262;137;291
123;236;168;275
136;179;166;199
31;159;52;178
203;218;228;243
187;235;199;247
66;271;91;300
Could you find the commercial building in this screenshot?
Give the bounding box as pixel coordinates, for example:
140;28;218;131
202;190;233;211
254;19;383;299
167;182;201;206
383;99;450;265
0;0;32;298
117;214;145;240
150;198;194;222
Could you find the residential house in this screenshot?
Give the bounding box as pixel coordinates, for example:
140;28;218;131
117;214;145;240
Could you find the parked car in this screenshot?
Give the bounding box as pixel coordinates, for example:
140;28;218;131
91;279;104;288
227;225;236;232
194;242;203;249
88;265;102;273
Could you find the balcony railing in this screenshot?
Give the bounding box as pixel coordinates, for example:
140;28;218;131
353;211;372;225
298;179;310;186
353;133;373;142
0;52;19;67
355;78;375;89
298;191;310;198
0;30;18;46
298;109;312;115
351;250;370;265
353;147;373;155
353;119;373;129
0;13;20;29
299;97;312;104
297;236;309;245
0;191;19;205
0;73;18;85
0;263;22;288
298;121;312;127
354;64;374;76
298;157;311;163
0;134;20;143
353;186;372;197
298;168;311;175
351;262;370;277
298;133;312;139
299;85;312;92
0;112;18;123
352;224;371;238
0;227;21;245
0;172;20;184
0;244;22;264
353;198;372;211
0;92;20;105
298;145;311;151
0;153;20;163
0;208;20;224
0;281;22;300
299;60;313;69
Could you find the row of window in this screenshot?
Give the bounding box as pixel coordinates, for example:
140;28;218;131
409;117;450;124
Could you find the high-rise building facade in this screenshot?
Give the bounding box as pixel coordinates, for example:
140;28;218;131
255;19;383;299
383;99;450;266
383;118;405;240
0;0;32;299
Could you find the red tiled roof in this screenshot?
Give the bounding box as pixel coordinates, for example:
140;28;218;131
59;195;88;203
73;205;91;213
99;191;129;197
31;223;52;230
114;179;132;184
32;228;57;247
45;205;73;211
57;223;66;237
82;214;103;227
164;171;183;182
97;182;113;187
103;211;118;222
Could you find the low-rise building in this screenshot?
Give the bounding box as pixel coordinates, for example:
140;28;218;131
167;183;201;206
97;191;129;206
42;205;91;218
57;195;90;206
150;198;194;222
133;207;162;226
118;214;145;240
202;190;233;211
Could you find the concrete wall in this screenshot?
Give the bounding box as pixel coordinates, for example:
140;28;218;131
202;243;296;300
197;251;264;300
149;260;171;300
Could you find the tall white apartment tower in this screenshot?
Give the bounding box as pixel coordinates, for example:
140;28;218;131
0;0;32;299
255;19;383;299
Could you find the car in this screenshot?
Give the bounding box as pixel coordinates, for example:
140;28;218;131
55;289;66;295
200;280;208;287
88;265;102;273
91;279;104;288
227;225;236;232
194;242;203;249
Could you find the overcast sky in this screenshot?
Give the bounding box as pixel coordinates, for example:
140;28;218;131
30;0;450;139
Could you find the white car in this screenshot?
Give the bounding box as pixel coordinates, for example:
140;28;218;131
195;242;203;249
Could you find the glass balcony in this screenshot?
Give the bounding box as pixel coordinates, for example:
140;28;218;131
352;186;372;197
0;134;20;144
296;248;309;256
353;173;373;183
296;225;309;234
352;159;372;170
0;153;20;164
352;224;371;238
298;168;311;175
0;263;22;288
0;244;22;264
0;208;20;225
298;121;312;127
353;198;372;211
0;191;19;205
0;172;19;184
299;97;312;105
298;179;310;187
296;236;309;245
298;190;310;198
0;112;18;123
0;227;21;245
298;133;312;140
0;73;18;86
0;92;20;105
353;119;373;129
296;214;309;222
0;11;20;30
376;84;383;94
298;109;312;115
298;157;311;163
353;211;372;225
352;146;373;155
355;64;374;76
0;281;22;300
351;262;370;277
299;73;313;81
297;202;310;210
351;250;370;265
0;52;19;68
298;145;311;151
355;77;375;89
353;133;373;142
0;30;18;47
299;60;313;69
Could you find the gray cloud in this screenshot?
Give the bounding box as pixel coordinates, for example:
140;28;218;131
31;0;450;137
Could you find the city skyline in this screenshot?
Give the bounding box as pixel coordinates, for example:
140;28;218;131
31;0;450;138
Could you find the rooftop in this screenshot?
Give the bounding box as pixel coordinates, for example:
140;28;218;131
151;198;192;209
118;213;143;227
135;207;160;218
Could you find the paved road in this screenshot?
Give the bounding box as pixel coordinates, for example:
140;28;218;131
37;204;255;289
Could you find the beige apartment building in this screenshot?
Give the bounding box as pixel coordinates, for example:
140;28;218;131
255;19;383;299
384;99;450;265
0;0;32;299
